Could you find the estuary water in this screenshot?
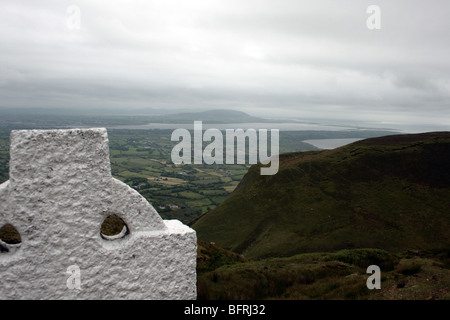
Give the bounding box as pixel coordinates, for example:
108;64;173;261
108;122;386;132
302;138;364;150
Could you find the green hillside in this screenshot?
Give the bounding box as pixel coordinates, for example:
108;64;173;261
192;132;450;259
197;247;450;300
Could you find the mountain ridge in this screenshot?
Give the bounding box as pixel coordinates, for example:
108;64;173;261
146;109;268;123
192;131;450;259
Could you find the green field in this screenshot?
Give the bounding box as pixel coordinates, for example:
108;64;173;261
0;128;315;223
107;129;255;222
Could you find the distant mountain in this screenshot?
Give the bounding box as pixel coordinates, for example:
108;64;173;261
147;109;267;123
192;132;450;259
0;108;267;129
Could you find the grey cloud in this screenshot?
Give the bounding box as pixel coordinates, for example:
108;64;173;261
0;0;449;129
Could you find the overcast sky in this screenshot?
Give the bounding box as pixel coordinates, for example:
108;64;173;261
0;0;449;129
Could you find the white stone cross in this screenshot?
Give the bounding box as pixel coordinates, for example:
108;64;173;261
0;128;196;299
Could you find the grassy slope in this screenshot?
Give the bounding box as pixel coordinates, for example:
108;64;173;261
193;132;450;259
197;247;450;300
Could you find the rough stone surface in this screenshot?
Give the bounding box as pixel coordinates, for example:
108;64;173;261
0;128;197;300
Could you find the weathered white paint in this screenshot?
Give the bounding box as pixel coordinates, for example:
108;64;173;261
0;128;197;300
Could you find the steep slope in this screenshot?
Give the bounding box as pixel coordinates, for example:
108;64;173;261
192;132;450;259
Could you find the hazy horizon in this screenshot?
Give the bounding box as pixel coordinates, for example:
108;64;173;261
1;1;449;131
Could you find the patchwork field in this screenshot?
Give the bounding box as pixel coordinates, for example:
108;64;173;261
0;126;396;224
